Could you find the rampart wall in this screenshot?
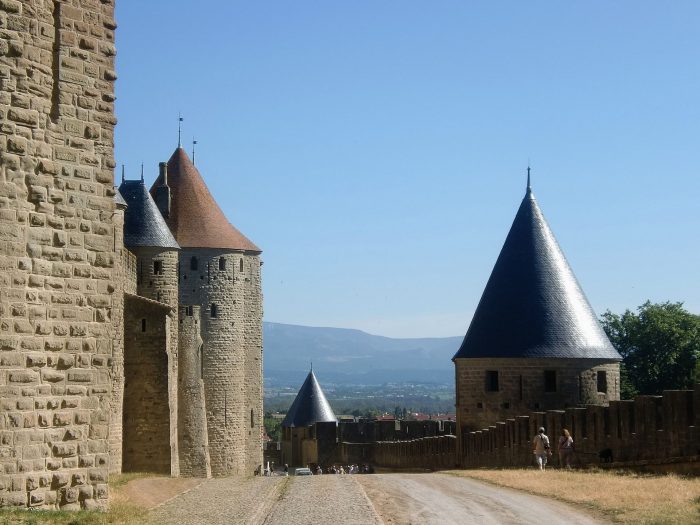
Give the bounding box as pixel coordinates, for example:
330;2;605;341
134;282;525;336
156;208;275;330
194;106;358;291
359;385;699;472
0;0;117;509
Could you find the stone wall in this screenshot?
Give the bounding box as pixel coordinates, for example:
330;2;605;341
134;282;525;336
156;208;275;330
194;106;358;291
458;385;699;469
178;248;262;476
122;294;171;474
177;305;210;478
132;246;178;475
0;0;117;509
455;358;620;433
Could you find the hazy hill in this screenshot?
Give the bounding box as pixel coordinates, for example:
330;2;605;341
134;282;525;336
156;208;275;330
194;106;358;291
263;322;461;386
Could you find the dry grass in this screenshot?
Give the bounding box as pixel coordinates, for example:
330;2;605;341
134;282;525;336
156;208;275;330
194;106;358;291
448;468;700;524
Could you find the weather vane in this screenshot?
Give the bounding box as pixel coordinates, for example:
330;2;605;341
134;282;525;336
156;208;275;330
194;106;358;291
178;113;183;147
192;137;197;165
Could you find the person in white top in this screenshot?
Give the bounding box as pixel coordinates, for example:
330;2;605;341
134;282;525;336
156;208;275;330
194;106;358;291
532;427;550;470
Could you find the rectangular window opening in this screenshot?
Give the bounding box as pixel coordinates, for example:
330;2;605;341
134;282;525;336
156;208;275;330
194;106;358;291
153;260;163;275
485;370;499;392
544;370;557;393
597;370;607;393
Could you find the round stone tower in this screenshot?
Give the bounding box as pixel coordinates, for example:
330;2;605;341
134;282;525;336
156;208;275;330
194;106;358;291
151;148;263;477
453;175;621;440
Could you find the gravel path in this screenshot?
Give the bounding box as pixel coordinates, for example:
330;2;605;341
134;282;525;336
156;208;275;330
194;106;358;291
144;475;381;525
358;473;607;525
145;476;281;525
264;475;382;525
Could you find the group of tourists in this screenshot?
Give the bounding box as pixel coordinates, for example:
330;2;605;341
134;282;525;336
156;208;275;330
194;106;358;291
532;427;574;470
320;464;374;475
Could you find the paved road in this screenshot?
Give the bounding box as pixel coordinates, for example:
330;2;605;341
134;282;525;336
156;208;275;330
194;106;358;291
144;473;605;525
357;473;606;525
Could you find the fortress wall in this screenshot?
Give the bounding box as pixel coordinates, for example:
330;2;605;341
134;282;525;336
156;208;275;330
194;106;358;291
132;246;179;475
243;254;263;474
179;249;262;476
0;0;116;509
122;296;171;474
457;384;699;469
455;358;620;434
177;305;210;478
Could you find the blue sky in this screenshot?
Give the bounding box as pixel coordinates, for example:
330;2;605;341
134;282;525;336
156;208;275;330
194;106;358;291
114;1;699;337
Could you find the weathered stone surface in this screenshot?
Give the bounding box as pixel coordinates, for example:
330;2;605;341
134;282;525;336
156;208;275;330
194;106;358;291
0;0;116;509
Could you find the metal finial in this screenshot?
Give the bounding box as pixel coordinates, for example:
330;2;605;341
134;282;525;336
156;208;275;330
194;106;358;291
140;163;144;182
526;165;531;193
192;138;197;166
121;164;124;184
310;361;313;372
178;114;183;147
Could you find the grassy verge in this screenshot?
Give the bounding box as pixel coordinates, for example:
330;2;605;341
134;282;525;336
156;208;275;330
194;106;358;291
447;468;700;524
0;473;159;525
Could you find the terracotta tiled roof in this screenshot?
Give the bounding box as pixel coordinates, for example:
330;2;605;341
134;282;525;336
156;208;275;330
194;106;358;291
149;148;261;252
453;184;620;361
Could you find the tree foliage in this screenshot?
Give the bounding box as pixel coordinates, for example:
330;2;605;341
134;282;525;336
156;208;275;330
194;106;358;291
601;301;700;397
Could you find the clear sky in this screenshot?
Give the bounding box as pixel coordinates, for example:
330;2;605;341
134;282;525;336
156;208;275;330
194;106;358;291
114;1;699;338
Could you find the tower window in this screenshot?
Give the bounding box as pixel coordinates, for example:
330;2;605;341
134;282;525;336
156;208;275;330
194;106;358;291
210;304;218;318
250;409;255;428
239;259;243;272
153;260;163;275
185;305;193;316
219;257;226;271
544;370;557;392
485;371;499;392
141;319;146;332
597;370;608;393
190;256;198;271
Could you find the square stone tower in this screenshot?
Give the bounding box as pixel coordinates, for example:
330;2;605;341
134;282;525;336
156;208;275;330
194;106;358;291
0;0;117;509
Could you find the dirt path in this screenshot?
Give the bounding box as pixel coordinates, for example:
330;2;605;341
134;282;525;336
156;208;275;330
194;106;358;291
357;473;608;525
128;472;606;524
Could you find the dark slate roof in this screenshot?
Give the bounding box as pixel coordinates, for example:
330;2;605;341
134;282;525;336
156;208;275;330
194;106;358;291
114;188;127;208
119;179;180;249
282;370;337;428
149;148;261;252
453;185;621;360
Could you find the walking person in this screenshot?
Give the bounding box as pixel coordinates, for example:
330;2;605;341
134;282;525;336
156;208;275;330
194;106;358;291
532;427;551;470
558;428;574;469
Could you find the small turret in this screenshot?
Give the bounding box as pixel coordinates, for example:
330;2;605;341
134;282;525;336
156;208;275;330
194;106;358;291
154;162;171;219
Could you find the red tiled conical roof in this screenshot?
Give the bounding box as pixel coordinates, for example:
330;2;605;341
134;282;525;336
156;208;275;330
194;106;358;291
150;148;260;252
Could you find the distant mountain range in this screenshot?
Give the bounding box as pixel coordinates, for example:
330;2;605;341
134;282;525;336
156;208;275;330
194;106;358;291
263;322;462;386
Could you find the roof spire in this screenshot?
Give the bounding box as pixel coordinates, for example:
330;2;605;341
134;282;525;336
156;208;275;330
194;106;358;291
178;114;183;147
526;165;531;194
121;164;125;184
192;137;197;166
140;163;144;182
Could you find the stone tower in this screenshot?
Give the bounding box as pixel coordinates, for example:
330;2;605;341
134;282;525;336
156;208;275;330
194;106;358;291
118;176;180;475
151;147;263;476
453;177;622;438
281;369;337;467
0;0;117;510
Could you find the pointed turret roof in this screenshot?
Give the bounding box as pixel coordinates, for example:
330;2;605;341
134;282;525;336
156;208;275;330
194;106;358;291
119;179;179;249
149;148;260;252
453;183;620;360
282;370;337;428
113;187;127;208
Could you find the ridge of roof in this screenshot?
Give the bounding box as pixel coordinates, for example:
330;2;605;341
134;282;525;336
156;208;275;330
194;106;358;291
281;370;337;428
453;187;621;361
149;148;261;252
119;179;180;250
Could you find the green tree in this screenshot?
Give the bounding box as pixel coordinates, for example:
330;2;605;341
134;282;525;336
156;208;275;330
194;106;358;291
601;301;700;397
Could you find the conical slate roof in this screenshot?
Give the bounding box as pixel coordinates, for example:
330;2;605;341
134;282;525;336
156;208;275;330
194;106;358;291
453;184;620;360
119;179;179;249
114;187;127;208
282;370;337;428
149;148;260;252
